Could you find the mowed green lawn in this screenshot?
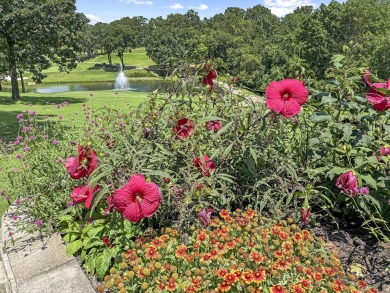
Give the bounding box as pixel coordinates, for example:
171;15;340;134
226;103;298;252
30;48;156;83
0;90;148;143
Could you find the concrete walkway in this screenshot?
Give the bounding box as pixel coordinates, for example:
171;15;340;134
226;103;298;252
0;208;95;293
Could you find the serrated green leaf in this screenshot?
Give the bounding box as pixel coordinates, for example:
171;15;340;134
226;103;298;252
311;114;332;123
320;95;337;104
95;250;112;280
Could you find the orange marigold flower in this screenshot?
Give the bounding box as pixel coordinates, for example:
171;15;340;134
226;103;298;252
167;281;177;292
270;285;287;293
252;270;265;283
226;241;235;249
225;216;233;222
151;238;163;247
333;279;344;292
185;286;198;292
197;233;207;243
224;273;236;284
193;243;200;249
175;245;187;258
191;276;202;287
201;253;212;263
278;232;289;241
218;269;228;278
219;281;231;292
243;272;254;284
158;282;166;290
290;285;305;293
210;249;219;259
271;226;281;236
324;267;334;276
234;270;243;279
145;246;159;259
314;272;322;281
357;280;367;289
293;233;302;242
305;269;313;277
283;241;293;251
300;279;312;289
186;254;194;262
219;209;230;219
273;249;284;258
216;242;227;254
302;230;310;240
250;251;263;263
276;259;290;271
161;234;169;241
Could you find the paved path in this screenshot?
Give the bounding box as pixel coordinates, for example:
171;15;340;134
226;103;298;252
0;208;95;293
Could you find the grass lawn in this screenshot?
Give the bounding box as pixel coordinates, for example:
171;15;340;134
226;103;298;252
0;90;148;143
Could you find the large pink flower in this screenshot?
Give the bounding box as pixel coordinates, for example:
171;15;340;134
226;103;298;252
197;207;215;227
193;155;216;177
202;70;217;91
70;184;99;209
173;118;195;139
335;171;358;196
365;90;390;111
111;174;162;222
65;145;98;179
205;120;222;133
265;79;309;118
361;70;389;89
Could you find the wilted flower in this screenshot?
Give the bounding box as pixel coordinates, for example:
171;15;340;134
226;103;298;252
335;171;358;196
197;208;215;227
202;70;218;90
205;120;222;133
265;79;309;118
300;208;311;226
173;118;195;139
193;155;216;177
111;174;162;222
65;145;98;179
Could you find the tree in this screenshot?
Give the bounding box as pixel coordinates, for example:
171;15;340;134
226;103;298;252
0;0;88;100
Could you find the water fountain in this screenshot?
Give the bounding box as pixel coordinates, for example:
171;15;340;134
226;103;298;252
114;64;130;89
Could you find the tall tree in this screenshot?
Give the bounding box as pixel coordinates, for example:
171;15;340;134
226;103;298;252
0;0;88;100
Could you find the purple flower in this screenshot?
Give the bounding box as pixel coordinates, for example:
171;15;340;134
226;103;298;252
13;141;19;145
34;220;42;227
44;115;49;119
12;215;18;220
300;208;311;226
52;140;59;145
56;158;63;163
197;208;215;227
82;103;86;107
119;122;124;127
16;114;23;119
0;167;2;171
4;196;9;201
14;199;21;205
68;201;74;206
17;136;22;140
24;127;30;132
359;187;369;195
16;154;22;159
43;135;48;139
58;115;63;120
22;147;30;152
89;93;94;97
56;104;61;109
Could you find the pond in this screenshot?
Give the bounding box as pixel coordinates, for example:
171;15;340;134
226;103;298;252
11;80;167;94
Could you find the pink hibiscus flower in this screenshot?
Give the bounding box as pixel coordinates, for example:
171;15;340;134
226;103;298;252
193;155;216;177
65;145;98;179
361;70;389;89
70;184;99;209
365;90;390;111
205;120;222;132
335;171;358;196
111;174;162;222
173;118;195;139
265;79;309;118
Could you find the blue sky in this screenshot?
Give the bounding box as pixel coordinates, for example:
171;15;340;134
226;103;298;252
76;0;338;24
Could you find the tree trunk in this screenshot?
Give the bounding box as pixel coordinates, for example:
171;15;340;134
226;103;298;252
119;52;125;69
107;52;112;65
19;70;26;93
0;82;2;92
7;39;20;100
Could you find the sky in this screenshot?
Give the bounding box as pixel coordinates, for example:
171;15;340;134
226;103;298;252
76;0;338;24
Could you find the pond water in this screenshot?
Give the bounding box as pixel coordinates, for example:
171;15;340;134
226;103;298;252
33;80;166;94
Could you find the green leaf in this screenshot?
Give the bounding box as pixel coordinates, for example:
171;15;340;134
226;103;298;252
214;121;233;138
249;147;257;164
311;113;332;123
95;250;112;280
62;232;80;243
309;138;319;146
360;174;377;189
320;95;337;104
222;143;234;158
66;239;83;256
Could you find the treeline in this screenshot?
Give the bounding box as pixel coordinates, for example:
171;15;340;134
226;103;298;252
81;0;390;89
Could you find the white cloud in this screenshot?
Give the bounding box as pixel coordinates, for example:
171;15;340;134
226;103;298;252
263;0;314;16
85;14;102;23
169;3;184;9
119;0;153;5
195;4;208;10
